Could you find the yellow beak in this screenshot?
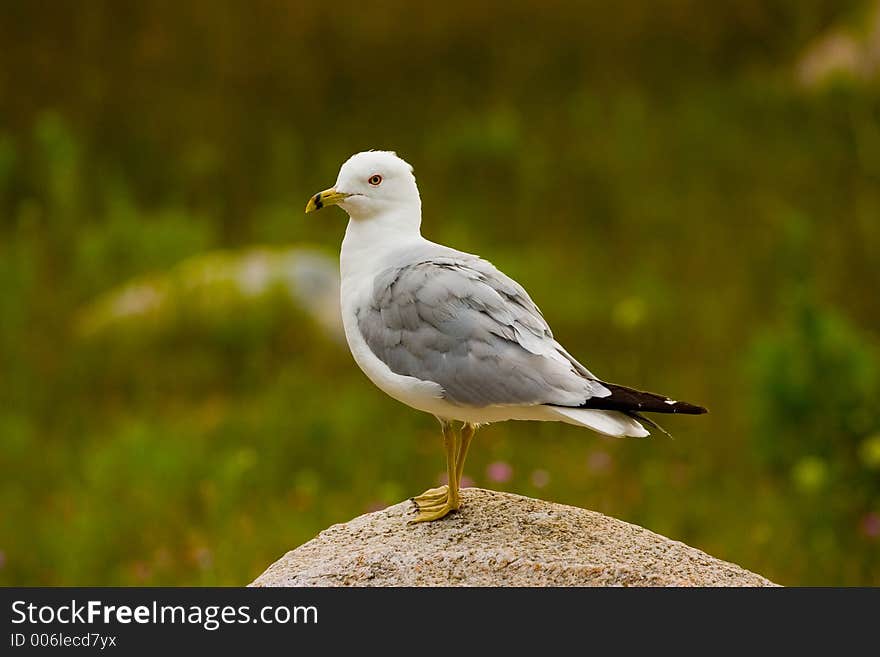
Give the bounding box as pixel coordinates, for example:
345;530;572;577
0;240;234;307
305;188;350;213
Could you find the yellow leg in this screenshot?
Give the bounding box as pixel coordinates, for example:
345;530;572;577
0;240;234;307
410;420;461;523
456;422;476;486
411;420;456;505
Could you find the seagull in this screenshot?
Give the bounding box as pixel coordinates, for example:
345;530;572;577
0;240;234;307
306;151;707;522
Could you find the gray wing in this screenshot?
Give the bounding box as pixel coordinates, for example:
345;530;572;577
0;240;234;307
356;255;610;407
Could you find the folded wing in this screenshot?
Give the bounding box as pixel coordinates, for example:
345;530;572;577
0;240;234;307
356;255;611;408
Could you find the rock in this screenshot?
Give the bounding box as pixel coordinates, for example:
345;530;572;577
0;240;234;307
251;488;777;587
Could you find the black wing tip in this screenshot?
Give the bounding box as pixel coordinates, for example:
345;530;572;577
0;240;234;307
578;380;709;416
671;402;709;415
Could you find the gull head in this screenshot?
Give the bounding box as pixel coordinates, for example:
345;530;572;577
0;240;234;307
305;151;420;222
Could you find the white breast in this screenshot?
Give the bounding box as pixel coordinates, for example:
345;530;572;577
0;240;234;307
338;222;450;417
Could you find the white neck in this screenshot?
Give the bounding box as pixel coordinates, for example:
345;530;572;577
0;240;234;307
340;205;424;283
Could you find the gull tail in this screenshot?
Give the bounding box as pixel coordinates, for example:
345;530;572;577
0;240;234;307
545;406;650;438
543;381;706;438
626;411;672;438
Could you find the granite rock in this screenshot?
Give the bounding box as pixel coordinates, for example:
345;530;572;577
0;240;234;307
251;488;777;587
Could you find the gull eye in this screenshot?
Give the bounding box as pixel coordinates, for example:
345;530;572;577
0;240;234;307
368;174;383;186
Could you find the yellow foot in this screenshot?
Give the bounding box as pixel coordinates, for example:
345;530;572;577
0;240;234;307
411;485;448;506
409;487;461;523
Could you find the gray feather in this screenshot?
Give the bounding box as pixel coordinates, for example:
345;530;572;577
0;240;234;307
356;252;609;408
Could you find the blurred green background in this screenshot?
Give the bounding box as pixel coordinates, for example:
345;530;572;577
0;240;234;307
1;0;879;586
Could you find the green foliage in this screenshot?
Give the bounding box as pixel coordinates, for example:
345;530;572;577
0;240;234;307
749;303;880;469
1;2;879;585
745;208;880;583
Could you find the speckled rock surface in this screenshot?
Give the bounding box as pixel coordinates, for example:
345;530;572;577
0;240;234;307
251;488;777;587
